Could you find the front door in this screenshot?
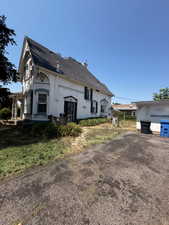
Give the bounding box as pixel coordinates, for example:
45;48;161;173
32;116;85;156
64;101;77;122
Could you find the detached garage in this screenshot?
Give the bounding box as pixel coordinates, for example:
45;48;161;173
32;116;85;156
135;100;169;134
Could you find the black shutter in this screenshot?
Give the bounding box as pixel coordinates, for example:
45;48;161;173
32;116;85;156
90;89;93;101
96;102;98;113
91;101;93;113
84;87;87;99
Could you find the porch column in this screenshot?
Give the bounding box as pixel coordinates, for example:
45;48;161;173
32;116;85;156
14;98;17;120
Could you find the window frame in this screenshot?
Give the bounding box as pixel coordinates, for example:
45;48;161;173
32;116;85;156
84;87;90;100
37;92;48;115
84;87;93;101
100;99;108;114
101;104;106;113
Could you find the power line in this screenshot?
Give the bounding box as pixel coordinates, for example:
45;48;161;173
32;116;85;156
113;96;143;101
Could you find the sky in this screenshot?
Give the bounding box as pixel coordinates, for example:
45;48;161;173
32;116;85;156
1;0;169;103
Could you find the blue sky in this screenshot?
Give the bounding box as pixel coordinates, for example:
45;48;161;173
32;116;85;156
1;0;169;103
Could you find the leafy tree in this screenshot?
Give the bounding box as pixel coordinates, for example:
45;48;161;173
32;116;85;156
112;102;121;105
0;107;11;120
0;85;12;109
153;88;169;101
0;15;17;83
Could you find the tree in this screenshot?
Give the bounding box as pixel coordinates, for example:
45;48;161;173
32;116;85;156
0;85;12;109
0;15;17;83
153;88;169;101
0;107;11;120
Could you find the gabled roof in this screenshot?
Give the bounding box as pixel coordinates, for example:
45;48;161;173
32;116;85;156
112;103;137;111
22;36;113;96
135;100;169;106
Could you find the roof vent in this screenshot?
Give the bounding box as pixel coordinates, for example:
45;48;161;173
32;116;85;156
83;60;88;68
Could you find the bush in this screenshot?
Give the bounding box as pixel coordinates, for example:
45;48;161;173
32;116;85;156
112;111;124;120
79;117;111;126
31;122;57;138
57;122;82;137
31;122;82;138
125;115;136;120
112;111;136;121
0;108;11;120
45;122;57;138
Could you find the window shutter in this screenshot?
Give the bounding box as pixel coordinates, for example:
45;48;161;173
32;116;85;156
91;101;93;113
90;89;93;101
96;101;98;113
84;87;87;99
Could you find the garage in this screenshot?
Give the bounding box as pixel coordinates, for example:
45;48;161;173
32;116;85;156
135;100;169;134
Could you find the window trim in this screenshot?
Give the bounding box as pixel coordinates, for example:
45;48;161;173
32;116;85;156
84;87;90;100
37;92;48;115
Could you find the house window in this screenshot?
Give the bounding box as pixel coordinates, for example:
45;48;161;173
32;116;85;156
100;99;108;114
36;72;49;83
84;87;93;100
84;87;90;100
91;100;98;114
37;93;47;114
101;104;106;113
24;64;28;72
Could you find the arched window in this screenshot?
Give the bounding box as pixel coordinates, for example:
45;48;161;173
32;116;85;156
100;99;108;113
36;72;49;84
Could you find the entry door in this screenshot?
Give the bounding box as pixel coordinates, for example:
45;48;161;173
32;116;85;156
64;101;77;122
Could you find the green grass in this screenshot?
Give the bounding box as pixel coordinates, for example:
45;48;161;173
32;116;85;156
0;120;136;179
0;127;72;178
84;120;136;146
85;127;122;146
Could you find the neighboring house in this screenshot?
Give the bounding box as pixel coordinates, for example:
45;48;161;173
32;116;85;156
112;103;137;117
135;100;169;133
11;37;113;122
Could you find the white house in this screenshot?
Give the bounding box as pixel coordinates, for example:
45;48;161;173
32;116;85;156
135;100;169;133
11;37;113;122
112;103;137;117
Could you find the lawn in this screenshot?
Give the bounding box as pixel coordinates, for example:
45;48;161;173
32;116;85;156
0;127;73;178
0;120;136;179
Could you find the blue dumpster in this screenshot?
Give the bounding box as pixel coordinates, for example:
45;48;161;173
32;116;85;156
160;120;169;137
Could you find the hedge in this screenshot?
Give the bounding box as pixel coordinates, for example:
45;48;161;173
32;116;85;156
79;117;111;126
31;122;82;138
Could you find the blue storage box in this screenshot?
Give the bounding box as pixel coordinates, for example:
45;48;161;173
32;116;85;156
160;120;169;137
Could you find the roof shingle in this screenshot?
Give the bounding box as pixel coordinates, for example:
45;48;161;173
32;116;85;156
26;37;113;96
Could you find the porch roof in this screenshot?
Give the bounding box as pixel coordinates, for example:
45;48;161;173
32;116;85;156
10;92;24;100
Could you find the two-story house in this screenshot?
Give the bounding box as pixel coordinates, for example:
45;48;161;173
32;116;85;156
11;37;113;122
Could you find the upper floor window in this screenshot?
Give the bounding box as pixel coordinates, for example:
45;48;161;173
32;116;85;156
84;87;93;100
24;64;28;72
36;72;49;84
84;87;89;100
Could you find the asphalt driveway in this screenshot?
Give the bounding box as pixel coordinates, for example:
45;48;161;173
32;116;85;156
0;132;169;225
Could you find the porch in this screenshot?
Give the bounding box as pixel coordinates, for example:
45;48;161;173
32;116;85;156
10;92;24;124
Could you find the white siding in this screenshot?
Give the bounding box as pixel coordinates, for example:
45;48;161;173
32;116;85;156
30;70;111;120
136;104;169;132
